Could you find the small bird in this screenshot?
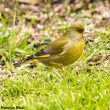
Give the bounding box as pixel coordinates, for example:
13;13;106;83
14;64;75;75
14;22;85;67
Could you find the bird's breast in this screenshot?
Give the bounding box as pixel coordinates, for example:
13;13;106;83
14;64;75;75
61;40;85;65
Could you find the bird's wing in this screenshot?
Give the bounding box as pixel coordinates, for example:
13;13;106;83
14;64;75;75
33;37;68;57
23;37;68;61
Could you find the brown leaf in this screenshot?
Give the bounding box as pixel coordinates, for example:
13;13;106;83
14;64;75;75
87;54;110;66
18;0;42;5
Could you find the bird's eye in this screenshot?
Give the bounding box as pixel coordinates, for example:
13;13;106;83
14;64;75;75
77;28;84;33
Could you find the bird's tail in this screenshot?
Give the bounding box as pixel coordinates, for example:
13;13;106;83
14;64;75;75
14;57;39;67
14;48;47;67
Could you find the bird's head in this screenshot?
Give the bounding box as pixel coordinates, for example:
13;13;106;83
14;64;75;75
69;22;85;33
68;22;85;41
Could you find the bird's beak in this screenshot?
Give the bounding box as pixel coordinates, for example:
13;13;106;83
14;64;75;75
83;29;91;36
83;29;91;34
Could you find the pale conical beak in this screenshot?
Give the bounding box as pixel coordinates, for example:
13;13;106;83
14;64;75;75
83;29;91;36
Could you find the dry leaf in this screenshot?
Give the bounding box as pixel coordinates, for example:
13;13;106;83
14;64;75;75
18;0;42;4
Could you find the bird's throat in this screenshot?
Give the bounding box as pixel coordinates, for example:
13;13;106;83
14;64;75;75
70;31;82;42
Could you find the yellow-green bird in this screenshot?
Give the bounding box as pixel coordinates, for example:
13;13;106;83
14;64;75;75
14;22;85;67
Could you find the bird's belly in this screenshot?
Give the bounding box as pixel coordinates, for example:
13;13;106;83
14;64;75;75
61;42;84;65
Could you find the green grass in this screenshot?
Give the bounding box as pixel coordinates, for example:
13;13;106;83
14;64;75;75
0;5;110;110
0;65;110;110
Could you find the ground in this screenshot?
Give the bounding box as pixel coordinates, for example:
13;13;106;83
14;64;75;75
0;0;110;110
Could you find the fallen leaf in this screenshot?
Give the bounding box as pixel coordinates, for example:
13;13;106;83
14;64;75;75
18;0;42;4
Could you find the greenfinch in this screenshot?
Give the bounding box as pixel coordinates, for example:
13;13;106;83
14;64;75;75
14;22;85;67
